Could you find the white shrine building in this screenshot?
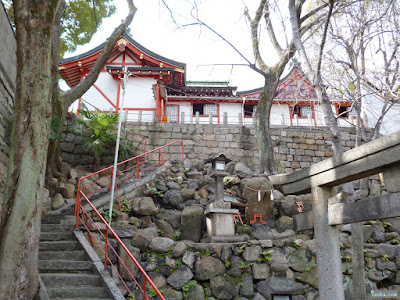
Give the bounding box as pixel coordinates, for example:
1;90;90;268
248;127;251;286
59;32;399;134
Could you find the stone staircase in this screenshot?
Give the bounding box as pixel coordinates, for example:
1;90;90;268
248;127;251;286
38;215;120;300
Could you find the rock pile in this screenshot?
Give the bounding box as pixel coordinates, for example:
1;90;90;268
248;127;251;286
43;160;400;299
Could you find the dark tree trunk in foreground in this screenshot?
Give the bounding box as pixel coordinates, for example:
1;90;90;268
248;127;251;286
0;1;60;298
0;0;136;298
46;0;65;192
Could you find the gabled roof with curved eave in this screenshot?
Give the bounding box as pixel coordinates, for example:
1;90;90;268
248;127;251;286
237;65;316;101
59;31;186;88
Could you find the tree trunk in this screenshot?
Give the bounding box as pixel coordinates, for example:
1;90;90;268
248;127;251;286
316;86;344;154
46;1;65;192
256;75;280;174
0;1;60;298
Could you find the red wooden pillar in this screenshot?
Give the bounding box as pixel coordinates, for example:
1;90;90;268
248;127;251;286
155;81;161;122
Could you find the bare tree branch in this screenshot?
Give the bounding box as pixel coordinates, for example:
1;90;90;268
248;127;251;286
179;19;266;77
245;0;270;72
264;2;284;56
62;0;137;109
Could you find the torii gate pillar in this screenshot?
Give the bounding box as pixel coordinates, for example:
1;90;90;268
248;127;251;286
311;186;345;300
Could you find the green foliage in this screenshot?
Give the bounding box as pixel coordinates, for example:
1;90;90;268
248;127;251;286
390;239;399;245
240;261;255;269
100;208;120;223
75;106;137;169
173;231;181;241
258;250;274;263
225;260;231;268
237;244;246;254
61;0;115;57
305;260;317;272
273;207;279;216
182;280;197;298
225;275;243;288
380;254;390;261
341;255;352;263
367;238;375;243
293;241;301;250
4;0;116;59
146;187;164;198
121;197;131;214
383;220;392;228
154;264;160;273
157;229;165;237
147;288;163;299
76;107;118;160
176;258;183;269
199;250;211;257
127;294;134;300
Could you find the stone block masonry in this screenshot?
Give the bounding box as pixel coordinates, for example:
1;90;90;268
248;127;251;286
131;123;357;172
0;2;16;204
60;122;358;173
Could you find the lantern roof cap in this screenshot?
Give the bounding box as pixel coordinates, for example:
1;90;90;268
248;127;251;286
205;153;232;164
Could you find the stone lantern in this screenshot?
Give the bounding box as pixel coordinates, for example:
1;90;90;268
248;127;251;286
204;154;246;243
205;154;231;201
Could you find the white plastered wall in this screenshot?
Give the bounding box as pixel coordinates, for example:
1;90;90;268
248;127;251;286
219;103;242;124
80;72;118;110
361;86;400;135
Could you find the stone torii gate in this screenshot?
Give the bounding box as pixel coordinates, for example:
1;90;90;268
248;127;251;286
269;131;400;299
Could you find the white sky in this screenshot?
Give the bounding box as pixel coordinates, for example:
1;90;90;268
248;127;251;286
65;0;279;91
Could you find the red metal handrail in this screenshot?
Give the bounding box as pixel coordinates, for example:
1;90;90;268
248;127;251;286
76;192;165;300
74;141;184;299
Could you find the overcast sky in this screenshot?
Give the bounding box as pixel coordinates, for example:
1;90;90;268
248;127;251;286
66;0;282;91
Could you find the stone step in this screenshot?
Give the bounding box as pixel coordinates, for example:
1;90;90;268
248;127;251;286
40;273;102;287
38;250;88;261
46;286;110;299
41;216;64;224
40;232;75;241
41;223;75;232
39;260;93;273
39;241;82;251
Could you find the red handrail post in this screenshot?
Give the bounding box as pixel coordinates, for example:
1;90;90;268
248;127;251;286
75;188;81;229
158;149;161;167
104;228;109;270
143;278;147;300
136;157;140;179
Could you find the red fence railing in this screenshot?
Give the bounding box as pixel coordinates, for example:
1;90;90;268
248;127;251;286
74;141;184;299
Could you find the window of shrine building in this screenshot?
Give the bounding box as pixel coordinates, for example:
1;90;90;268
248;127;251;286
193;103;217;116
338;106;357;118
244;104;256;117
292;105;313;118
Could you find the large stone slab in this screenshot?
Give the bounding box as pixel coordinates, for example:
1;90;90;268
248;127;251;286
293;211;314;231
241;177;274;223
180;205;204;242
328;192;400;225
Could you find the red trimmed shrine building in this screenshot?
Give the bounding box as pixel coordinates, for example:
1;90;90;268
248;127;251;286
60;32;356;127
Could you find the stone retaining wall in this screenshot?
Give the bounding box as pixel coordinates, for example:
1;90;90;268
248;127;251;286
0;3;16;202
60;122;357;172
